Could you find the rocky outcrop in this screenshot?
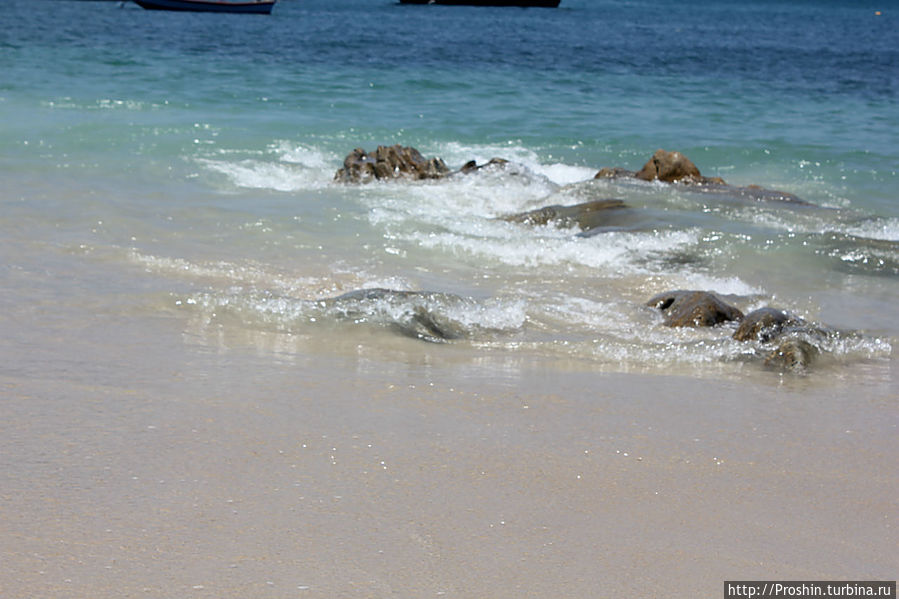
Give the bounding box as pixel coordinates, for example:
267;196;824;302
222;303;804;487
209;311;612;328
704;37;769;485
595;149;806;203
596;149;722;185
333;146;519;183
333;145;806;205
319;284;843;374
636;149;720;184
646;290;744;327
501;199;626;230
334;145;451;183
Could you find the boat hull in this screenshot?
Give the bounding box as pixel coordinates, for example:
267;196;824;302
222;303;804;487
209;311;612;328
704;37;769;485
399;0;560;6
133;0;275;14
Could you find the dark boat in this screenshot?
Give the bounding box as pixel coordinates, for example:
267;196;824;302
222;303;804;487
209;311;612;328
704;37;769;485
133;0;276;14
399;0;560;6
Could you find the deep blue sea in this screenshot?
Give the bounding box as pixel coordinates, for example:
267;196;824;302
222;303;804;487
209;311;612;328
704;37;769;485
2;0;898;381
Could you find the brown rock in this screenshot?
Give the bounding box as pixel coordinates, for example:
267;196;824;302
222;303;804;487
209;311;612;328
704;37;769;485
593;149;721;185
635;149;703;183
733;307;803;342
334;145;450;183
592;149;811;204
646;290;744;327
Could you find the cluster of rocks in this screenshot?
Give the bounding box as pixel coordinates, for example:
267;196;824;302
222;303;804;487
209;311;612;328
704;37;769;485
332;145;810;236
330;144;836;372
333;144;511;183
646;290;826;372
315;286;830;373
334;145;450;183
334;145;808;207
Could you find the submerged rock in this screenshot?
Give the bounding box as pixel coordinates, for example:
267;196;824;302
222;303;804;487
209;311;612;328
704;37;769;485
821;232;899;277
714;183;807;204
646;290;744;327
501;199;626;230
318;288;467;342
764;337;818;373
334;145;451;183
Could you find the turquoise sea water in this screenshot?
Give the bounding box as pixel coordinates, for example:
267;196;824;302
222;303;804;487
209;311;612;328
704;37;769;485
2;0;898;381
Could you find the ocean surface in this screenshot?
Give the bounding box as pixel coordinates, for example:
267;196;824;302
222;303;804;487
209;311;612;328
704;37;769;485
2;0;898;384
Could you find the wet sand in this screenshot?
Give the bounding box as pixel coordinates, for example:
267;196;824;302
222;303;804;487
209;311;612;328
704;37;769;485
1;263;896;598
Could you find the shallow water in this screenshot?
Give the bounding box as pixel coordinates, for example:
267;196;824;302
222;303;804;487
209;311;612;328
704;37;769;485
0;0;899;378
5;2;898;385
2;1;899;377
